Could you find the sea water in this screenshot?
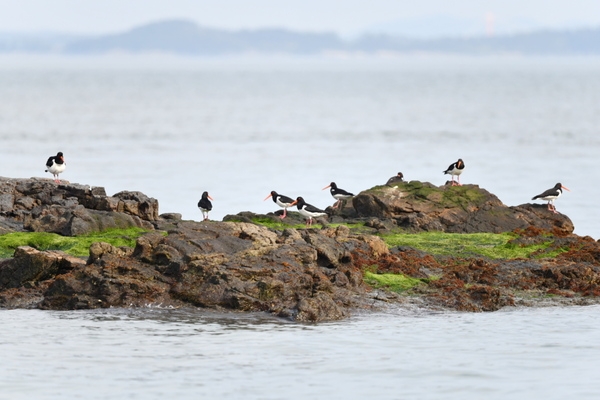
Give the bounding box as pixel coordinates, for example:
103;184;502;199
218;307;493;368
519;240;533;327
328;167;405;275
0;54;598;237
1;306;600;399
1;54;600;399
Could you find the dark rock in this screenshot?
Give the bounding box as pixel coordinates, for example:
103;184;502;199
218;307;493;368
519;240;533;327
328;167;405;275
0;177;596;321
0;220;388;321
0;246;85;289
352;181;574;234
0;178;159;235
160;213;182;220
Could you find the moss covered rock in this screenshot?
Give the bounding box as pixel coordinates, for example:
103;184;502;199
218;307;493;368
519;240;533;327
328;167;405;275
352;181;574;234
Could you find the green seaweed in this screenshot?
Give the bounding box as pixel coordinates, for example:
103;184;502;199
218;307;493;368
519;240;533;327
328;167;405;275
364;271;425;292
378;231;565;260
440;185;486;209
245;216;307;230
0;227;153;258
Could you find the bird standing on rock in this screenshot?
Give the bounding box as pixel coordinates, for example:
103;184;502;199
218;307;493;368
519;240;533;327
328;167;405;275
443;158;465;186
532;183;570;214
290;197;328;227
45;152;66;183
197;191;214;221
386;172;404;186
264;190;295;219
322;182;354;209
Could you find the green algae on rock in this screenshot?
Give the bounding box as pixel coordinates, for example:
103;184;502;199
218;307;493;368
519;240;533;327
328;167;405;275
364;271;426;293
0;227;154;258
378;231;569;260
352;181;574;234
0;177;597;321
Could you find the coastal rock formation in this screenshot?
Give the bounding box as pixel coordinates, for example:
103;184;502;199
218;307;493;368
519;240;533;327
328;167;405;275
351;181;574;234
354;231;600;312
0;177;597;321
0;178;157;235
0;220;388;322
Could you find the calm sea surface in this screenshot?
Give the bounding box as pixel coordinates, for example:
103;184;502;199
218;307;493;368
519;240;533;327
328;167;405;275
2;306;600;399
0;54;599;237
1;54;600;398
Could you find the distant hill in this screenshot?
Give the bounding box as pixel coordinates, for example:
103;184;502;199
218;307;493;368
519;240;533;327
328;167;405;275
3;19;600;55
354;28;600;55
65;20;343;55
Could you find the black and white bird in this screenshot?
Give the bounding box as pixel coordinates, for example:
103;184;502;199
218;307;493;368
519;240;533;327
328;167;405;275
290;196;328;227
443;158;465;186
531;183;570;214
264;190;295;219
197;191;214;221
45;151;66;183
322;182;354;209
386;172;404;186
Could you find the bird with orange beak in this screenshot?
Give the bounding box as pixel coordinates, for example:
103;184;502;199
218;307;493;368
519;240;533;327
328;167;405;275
322;182;354;209
264;191;295;219
531;183;570;213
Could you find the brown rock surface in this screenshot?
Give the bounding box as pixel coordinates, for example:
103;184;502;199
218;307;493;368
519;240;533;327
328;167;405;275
0;177;157;235
0;220;388;322
352;181;574;234
0;178;597;321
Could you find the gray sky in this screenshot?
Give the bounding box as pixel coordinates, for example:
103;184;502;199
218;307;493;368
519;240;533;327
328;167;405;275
2;0;600;36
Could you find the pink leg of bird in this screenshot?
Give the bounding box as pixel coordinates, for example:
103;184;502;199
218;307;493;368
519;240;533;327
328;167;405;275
279;208;287;219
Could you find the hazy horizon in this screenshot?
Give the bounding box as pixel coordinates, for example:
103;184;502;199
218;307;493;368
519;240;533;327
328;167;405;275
2;0;600;38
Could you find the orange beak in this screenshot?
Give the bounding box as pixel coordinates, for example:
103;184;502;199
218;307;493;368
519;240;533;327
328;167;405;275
290;200;298;206
263;193;272;201
561;185;570;192
322;185;331;190
208;195;214;201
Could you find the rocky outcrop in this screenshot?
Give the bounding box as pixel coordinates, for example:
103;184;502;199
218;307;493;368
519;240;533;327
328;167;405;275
353;232;600;312
0;177;597;321
0;220;388;322
351;181;574;234
0;178;157;235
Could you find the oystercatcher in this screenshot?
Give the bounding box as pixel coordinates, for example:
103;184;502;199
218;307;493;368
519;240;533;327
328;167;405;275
45;151;66;183
264;191;295;219
531;183;570;214
443;158;465;186
290;197;328;227
197;191;214;221
322;182;354;209
386;172;404;186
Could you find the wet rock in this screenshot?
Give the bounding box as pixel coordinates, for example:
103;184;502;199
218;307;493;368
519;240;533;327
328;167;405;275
0;220;386;321
0;246;85;289
0;177;596;320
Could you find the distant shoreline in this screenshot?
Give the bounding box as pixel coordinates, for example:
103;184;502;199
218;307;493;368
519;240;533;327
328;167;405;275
3;52;600;72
